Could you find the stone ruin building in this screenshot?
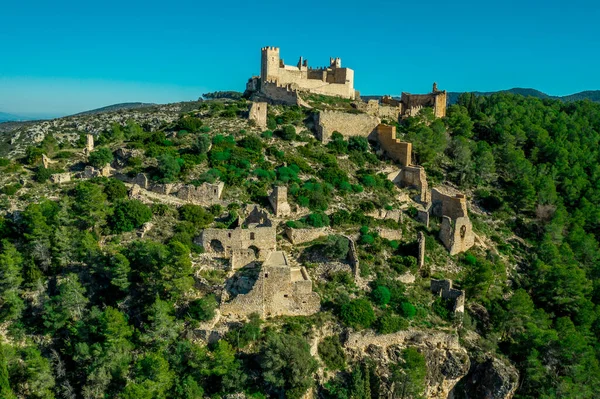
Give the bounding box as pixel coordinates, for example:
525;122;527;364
431;188;475;255
220;251;320;319
430;279;465;315
83;134;94;156
119;173;224;206
376;124;412;166
248;101;267;129
268;185;291;217
366;83;447;120
246;46;357;103
50;173;71;184
197;206;276;270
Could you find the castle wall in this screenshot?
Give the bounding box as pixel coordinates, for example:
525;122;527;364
269;186;291;217
199;226;276;259
388;166;429;203
376;124;412;166
431;188;468;219
367;209;402;223
261;81;301;105
440;216;475;256
221;251;320;318
431;279;465;313
177;182;224;205
316;110;380;142
248;102;268;129
285;226;329;245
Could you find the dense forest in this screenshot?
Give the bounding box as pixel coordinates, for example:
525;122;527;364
0;93;599;398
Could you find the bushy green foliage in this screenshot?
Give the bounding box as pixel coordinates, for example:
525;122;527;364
110;199;152;233
88;147;114;168
322;235;349;260
371;286;391;307
340;299;376;329
187;295;217;322
318;336;346;370
278;125;297;140
103;178;128;201
259;333;318;399
178;204;214;228
156;153;182;182
376;312;409;334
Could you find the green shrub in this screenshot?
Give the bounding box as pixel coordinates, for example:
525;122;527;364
278;125;296;140
261;130;273;139
323;235;349;260
0;158;10;167
267;117;277;130
318;336;346;370
371;286;391;307
187;295;217;321
400;302;417;319
88;147;114;168
110;199;152;233
103;179;128;201
2;183;22;196
340;298;376;329
156;154;182;182
305;212;330;227
376;312;409;334
33;166;55;183
178;204;214;228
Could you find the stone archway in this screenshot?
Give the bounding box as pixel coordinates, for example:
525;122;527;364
210;239;224;252
248;245;260;259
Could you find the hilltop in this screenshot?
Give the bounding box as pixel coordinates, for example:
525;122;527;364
0;91;599;398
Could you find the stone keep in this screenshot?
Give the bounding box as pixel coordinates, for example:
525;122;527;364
269;185;291;217
431;188;474;255
248;102;268;129
220;251;320;318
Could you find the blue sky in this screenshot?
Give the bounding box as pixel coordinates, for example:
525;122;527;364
1;0;599;117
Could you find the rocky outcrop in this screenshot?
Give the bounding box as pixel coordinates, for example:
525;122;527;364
461;357;519;399
344;330;470;399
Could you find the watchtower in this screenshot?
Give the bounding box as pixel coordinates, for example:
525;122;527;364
261;46;280;83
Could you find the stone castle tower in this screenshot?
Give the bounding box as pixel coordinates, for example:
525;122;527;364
261;46;281;83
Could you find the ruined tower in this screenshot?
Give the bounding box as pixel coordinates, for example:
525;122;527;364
261;46;280;83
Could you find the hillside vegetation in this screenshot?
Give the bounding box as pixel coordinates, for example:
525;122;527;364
0;93;599;398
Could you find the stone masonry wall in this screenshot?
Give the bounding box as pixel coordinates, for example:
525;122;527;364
248;102;268;129
316;110;380;143
285;227;329;245
261;81;301;105
431;188;468;219
376;124;412;166
199;226;276;259
269;186;291;217
221;251;320;318
431;279;465;313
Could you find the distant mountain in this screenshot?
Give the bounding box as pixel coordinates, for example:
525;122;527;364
446;88;600;105
363;88;600;106
0;112;33;123
73;102;156;116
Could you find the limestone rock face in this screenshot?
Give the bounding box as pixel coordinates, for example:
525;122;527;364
461;357;519;399
344;330;470;399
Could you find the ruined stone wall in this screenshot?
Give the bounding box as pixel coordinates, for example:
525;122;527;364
50;173;71;184
315;110;380;142
434;91;447;118
376;124;412;166
177;182;224;205
431;279;465;313
200;226;276;259
284;227;329;245
440;216;474;256
418;232;426;268
375;228;402;241
221;251;320;318
344;235;360;281
389;166;429;203
248;102;267;129
367;209;402;223
431;188;468;219
269;186;291;217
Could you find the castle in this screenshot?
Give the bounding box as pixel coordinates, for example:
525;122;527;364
246;46;357;101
